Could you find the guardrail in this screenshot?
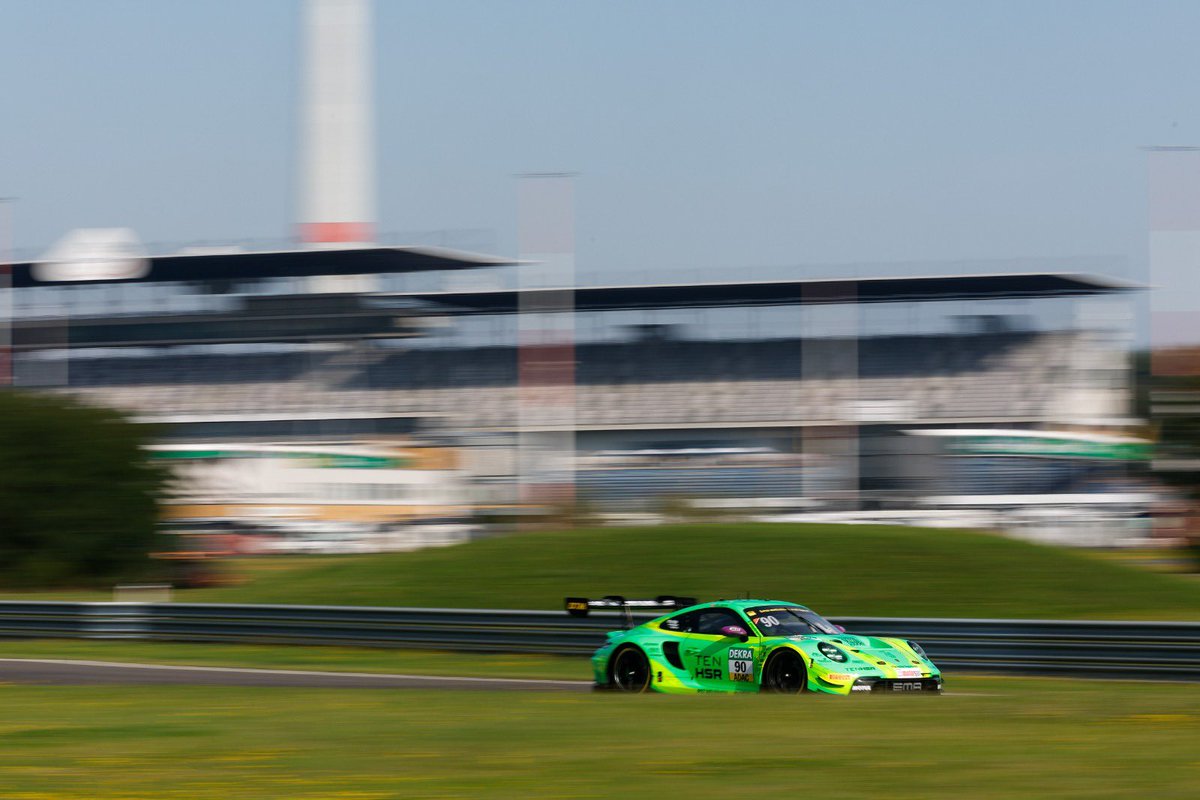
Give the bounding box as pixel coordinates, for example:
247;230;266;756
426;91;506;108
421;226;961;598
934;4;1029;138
0;602;1198;680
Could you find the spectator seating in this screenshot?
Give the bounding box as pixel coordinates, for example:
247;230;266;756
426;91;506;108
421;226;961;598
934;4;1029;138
38;331;1077;428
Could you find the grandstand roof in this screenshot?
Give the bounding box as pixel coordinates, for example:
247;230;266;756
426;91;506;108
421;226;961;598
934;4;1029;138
13;294;421;349
403;272;1140;314
10;245;511;288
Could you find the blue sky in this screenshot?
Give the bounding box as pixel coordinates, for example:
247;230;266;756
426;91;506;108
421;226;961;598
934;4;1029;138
2;1;1197;281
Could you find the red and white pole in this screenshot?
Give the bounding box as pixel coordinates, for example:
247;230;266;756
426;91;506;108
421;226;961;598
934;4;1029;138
299;0;375;247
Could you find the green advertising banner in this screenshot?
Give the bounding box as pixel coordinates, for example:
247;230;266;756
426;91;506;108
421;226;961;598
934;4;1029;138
150;450;408;469
945;436;1149;461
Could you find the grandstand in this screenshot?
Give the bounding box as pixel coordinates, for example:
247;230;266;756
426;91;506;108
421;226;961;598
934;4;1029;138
49;330;1075;429
6;252;1140;510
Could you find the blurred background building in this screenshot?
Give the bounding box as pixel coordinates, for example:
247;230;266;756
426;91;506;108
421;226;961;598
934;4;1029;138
0;0;1154;549
4;247;1147;542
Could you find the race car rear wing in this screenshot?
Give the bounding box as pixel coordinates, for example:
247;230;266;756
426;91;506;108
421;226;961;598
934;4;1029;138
565;595;698;627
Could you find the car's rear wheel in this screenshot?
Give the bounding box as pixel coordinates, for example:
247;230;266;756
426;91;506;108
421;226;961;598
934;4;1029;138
761;649;807;693
609;646;651;693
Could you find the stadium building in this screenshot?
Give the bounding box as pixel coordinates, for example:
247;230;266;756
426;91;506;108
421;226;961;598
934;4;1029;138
5;249;1143;521
1;1;1148;533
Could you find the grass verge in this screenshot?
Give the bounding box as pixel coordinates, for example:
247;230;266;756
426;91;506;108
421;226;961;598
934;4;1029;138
2;523;1199;619
1;677;1198;798
170;523;1200;618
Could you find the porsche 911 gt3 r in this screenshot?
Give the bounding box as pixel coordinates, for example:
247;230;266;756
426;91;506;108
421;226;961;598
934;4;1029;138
569;597;942;695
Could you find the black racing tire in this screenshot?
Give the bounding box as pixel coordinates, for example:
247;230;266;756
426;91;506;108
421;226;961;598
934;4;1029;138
609;646;652;693
761;649;807;694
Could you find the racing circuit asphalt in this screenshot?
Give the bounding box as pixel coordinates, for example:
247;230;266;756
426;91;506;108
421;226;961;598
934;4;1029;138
0;658;593;691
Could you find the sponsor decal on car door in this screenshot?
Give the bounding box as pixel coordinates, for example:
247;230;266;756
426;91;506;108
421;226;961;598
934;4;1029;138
727;647;755;683
683;640;759;690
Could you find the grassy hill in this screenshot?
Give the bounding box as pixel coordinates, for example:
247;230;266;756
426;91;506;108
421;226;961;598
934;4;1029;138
169;523;1200;620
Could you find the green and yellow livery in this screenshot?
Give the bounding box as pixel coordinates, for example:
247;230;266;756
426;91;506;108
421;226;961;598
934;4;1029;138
569;597;942;695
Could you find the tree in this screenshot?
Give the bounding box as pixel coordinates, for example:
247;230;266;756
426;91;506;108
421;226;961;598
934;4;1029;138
0;390;169;588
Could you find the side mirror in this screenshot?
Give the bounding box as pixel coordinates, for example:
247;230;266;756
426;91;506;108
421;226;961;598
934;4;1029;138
834;624;847;633
721;624;750;642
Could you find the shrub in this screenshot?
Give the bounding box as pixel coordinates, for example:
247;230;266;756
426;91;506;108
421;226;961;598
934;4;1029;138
0;391;168;588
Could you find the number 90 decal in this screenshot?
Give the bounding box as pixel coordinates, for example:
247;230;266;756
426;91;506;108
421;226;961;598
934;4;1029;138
728;647;754;681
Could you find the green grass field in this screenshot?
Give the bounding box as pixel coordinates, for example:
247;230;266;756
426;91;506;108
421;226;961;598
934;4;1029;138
173;524;1200;618
3;524;1199;619
2;677;1199;799
3;524;1195;798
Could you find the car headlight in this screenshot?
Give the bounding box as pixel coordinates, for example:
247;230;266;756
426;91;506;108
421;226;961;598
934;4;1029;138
817;642;848;662
907;640;929;659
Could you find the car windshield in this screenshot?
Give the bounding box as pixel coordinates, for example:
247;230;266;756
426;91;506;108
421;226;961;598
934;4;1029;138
746;606;839;636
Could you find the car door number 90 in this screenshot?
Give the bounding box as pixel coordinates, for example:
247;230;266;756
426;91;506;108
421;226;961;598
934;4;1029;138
728;649;754;682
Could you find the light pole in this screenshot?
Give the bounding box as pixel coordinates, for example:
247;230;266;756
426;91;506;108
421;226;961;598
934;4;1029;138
0;197;14;387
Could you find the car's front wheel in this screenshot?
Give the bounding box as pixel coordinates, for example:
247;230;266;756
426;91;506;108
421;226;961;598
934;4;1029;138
609;646;651;693
761;649;807;693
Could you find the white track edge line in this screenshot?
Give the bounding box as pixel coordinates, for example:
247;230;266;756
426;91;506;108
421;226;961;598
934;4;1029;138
0;658;589;686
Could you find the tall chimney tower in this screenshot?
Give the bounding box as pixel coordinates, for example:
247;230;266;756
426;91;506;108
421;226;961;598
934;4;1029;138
299;0;374;247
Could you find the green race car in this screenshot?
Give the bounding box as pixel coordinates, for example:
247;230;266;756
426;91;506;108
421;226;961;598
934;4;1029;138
569;596;942;695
